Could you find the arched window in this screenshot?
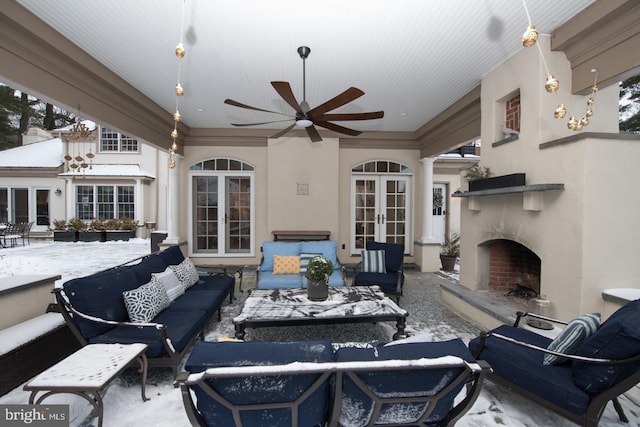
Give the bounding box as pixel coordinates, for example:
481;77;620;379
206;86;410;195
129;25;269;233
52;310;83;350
189;158;255;256
350;161;413;254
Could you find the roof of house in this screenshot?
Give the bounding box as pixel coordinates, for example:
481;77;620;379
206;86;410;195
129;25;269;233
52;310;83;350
0;138;63;168
58;164;155;179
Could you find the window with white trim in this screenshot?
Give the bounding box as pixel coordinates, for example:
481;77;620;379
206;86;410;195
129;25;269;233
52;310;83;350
99;127;138;152
76;184;135;219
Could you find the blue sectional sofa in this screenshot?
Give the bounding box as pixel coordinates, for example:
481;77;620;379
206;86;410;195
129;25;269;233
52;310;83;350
54;245;235;376
256;240;346;289
179;338;490;427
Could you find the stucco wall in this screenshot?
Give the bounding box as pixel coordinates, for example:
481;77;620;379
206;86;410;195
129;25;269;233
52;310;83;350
459;35;632;319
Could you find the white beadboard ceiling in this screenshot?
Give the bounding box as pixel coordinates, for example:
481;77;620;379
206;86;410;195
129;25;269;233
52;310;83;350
16;0;595;134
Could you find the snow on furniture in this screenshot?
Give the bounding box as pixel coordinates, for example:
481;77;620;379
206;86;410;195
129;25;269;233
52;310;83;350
178;339;490;427
256;240;346;289
24;343;148;427
469;300;640;427
0;311;80;396
54;245;235;377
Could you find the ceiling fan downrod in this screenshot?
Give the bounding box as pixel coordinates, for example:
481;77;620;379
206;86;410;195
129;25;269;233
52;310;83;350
297;46;311;107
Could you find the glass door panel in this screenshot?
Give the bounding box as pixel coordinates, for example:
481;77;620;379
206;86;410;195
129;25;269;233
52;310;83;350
193;176;218;252
226;177;251;254
353;178;378;251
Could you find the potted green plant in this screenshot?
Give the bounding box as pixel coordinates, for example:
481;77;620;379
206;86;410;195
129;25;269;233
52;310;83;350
306;255;334;301
440;232;460;272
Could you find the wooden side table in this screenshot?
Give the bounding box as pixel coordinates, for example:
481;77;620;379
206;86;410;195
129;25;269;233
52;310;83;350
24;343;148;427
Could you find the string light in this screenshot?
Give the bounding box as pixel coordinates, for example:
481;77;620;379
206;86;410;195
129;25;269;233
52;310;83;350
170;0;187;169
520;0;598;132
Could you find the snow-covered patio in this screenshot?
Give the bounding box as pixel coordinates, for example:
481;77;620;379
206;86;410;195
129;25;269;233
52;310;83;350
0;240;638;426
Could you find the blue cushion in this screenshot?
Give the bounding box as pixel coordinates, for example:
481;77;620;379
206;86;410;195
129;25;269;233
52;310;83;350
261;242;301;271
302;269;344;287
63;266;140;339
353;271;404;293
257;271;303;289
300;240;340;268
335;339;474;425
166;288;227;318
469;325;590;415
573;299;640;394
157;245;186;265
185;340;334;427
366;241;404;272
89;309;208;357
129;254;169;284
190;274;235;293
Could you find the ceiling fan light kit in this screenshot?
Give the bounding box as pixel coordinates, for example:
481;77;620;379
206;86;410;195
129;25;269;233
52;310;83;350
224;45;384;142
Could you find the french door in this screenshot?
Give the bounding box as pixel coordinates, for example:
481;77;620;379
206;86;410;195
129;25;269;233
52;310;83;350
192;175;253;255
351;175;411;254
433;183;447;244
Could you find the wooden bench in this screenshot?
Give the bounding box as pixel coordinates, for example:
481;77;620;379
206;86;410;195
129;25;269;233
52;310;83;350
271;230;331;241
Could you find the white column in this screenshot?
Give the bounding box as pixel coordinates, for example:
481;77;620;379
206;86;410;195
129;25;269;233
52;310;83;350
419;157;437;243
166;154;181;243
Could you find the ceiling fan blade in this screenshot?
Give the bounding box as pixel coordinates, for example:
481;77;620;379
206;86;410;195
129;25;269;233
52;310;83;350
308;87;365;117
314;111;385;122
230;119;294;127
224;98;294;117
270;123;296;139
271;81;304;115
314;121;362;136
305;125;322;142
300;100;310;114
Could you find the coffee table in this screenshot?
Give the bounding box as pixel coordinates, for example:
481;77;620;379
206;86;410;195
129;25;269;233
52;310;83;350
233;286;408;340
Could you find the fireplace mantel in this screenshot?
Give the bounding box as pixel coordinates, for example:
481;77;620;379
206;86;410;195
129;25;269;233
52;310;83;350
452;184;564;211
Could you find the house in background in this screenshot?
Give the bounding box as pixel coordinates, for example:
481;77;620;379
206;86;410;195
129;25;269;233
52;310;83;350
0;122;169;238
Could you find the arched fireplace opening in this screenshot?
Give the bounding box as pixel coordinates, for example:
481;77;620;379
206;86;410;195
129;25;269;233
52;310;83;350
485;239;541;297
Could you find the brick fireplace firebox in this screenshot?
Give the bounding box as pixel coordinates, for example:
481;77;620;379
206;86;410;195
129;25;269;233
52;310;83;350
487;240;541;296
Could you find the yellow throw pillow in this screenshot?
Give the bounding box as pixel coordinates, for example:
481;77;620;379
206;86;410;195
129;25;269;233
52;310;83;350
273;255;301;275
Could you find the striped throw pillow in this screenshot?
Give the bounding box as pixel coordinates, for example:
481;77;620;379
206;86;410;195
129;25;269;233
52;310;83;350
543;313;601;365
300;253;321;275
361;250;386;273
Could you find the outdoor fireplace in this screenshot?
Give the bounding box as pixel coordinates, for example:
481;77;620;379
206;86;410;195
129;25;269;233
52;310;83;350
486;239;541;297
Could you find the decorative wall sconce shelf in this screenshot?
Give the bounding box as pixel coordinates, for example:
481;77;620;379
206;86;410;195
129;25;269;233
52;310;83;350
453;183;564;212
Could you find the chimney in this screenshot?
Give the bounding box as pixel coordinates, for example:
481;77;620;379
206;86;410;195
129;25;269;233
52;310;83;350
22;128;54;145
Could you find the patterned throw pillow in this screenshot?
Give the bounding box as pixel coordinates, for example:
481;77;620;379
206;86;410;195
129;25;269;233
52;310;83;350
273;255;301;275
300;253;322;275
153;267;184;302
361;250;386;273
543;313;601;365
122;279;170;323
170;257;200;290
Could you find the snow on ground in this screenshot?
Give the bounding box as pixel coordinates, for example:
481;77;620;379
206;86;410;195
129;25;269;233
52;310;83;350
0;240;639;426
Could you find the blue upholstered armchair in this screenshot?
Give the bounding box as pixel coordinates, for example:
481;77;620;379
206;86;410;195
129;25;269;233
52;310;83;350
353;241;405;302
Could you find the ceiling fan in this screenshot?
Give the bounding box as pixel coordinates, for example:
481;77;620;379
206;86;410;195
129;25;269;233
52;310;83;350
224;46;384;142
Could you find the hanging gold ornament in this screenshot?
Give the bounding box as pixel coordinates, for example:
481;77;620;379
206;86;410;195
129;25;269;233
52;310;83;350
175;42;185;58
522;24;538;47
171;141;178;151
545;75;559;93
64;154;73;161
171;129;178;139
169;158;176;169
86;151;95;159
75;155;84;162
567;116;578;131
585;109;593;118
70;162;79;169
175;83;184;96
554;104;567;119
173;111;181;122
81;162;88;169
587;97;595;106
579;116;589;127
